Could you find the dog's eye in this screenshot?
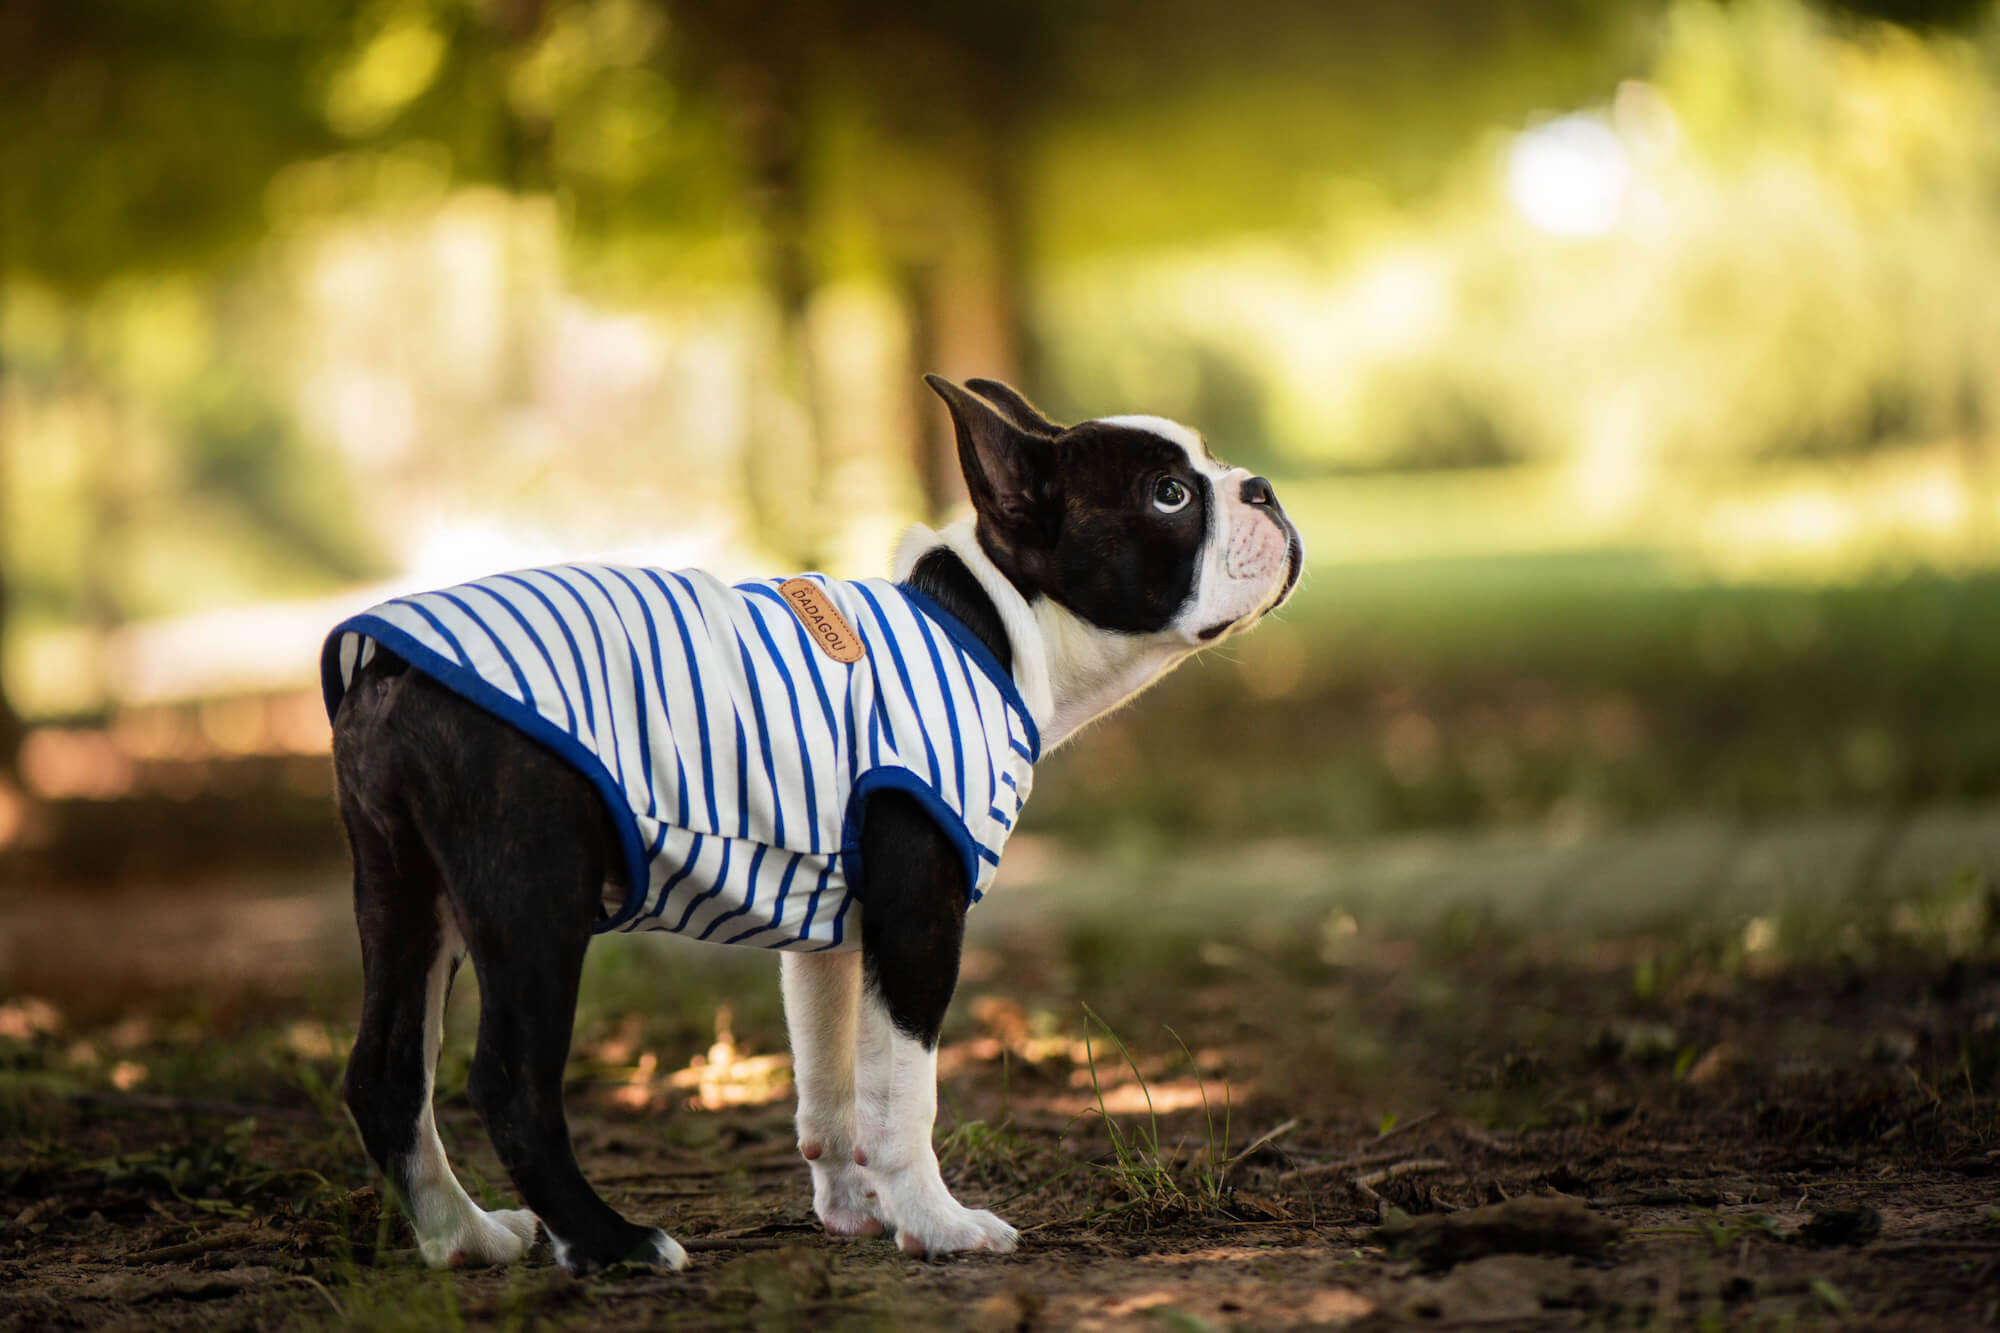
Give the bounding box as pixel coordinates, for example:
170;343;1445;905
1151;477;1190;514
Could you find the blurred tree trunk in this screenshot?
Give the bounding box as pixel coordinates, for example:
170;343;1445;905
0;250;24;778
896;259;961;523
732;61;833;569
0;317;20;780
980;130;1040;402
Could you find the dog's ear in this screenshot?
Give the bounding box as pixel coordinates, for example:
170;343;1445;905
925;375;1059;546
963;378;1063;438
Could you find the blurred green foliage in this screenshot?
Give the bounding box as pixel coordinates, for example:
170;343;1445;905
5;0;2000;842
1033;552;2000;843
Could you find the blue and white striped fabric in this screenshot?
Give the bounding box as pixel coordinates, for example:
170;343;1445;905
320;566;1040;951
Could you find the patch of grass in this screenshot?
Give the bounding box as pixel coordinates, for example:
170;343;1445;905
1072;1005;1238;1225
317;1264;467;1332
3;1116;345;1224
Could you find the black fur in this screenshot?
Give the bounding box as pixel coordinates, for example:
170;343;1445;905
335;656;664;1274
902;547;1012;675
858;789;970;1048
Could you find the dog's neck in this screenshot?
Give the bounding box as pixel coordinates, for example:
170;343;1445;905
894;519;1197;754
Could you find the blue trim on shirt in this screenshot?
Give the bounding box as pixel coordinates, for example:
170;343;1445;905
894;583;1042;762
321;612;655;933
839;766;985;910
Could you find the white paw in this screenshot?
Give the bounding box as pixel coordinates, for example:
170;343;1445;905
645;1228;691;1271
810;1161;888;1239
887;1198;1018;1259
421;1206;539;1269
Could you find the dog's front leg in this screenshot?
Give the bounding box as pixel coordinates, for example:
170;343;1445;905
780;950;886;1237
846;788;1017;1258
853;986;1017;1257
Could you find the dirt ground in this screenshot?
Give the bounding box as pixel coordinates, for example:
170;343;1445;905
3;840;1998;1330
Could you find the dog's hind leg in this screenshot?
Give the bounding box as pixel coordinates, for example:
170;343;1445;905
339;807;537;1268
458;897;685;1275
781;950;886;1237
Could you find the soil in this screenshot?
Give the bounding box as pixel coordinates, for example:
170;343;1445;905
3;850;1998;1330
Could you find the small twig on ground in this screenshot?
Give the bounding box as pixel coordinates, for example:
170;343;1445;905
1353;1159;1454;1192
283;1274;346;1319
1351;1158;1453;1224
1869;1241;2000;1255
1224;1118;1300;1169
1279;1145;1429;1182
124;1227;275;1265
1377;1110;1440;1141
1451;1124;1522;1154
679;1236;798;1252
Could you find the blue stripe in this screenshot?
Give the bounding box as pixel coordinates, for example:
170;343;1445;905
1009;738;1033;763
999;771;1018;791
671;838;732;933
602;566;689;827
741;599;820;848
419;595;535;712
725;615;785;847
704;844;764;940
910;613;968;817
642;570;721;832
844;652;865;786
452;586;573;731
496;573;603;762
400;599;470;669
611;818;673;930
741;581;846;815
522;568;627;793
725;851;803;945
650;833;705;922
818;888;853;950
559;566;653;814
795;860;836;944
950;641;998;817
664;574;754;842
852;584;941;792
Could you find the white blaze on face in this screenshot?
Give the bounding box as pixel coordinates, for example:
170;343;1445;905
1099;415;1298;644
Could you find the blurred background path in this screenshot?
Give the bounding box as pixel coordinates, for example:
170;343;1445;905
10;800;1995;1015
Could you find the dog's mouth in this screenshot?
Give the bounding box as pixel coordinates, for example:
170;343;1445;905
1276;532;1303;604
1197;532;1304;642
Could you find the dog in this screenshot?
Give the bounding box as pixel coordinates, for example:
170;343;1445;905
321;375;1303;1274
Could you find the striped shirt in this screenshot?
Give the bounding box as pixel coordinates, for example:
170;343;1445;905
321;566;1040;951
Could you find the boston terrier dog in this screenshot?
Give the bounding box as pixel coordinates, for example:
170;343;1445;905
321;375;1302;1275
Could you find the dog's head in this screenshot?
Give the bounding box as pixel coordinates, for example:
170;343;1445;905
926;375;1302;645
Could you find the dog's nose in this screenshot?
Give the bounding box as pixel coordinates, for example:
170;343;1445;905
1241;475;1278;508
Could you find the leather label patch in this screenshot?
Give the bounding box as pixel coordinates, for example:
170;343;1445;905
780;578;866;663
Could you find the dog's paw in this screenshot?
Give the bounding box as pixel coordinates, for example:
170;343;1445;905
640;1228;690;1270
550;1225;688;1277
890;1201;1017;1259
820;1202;888;1239
809;1160;888;1238
422;1206;539;1269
